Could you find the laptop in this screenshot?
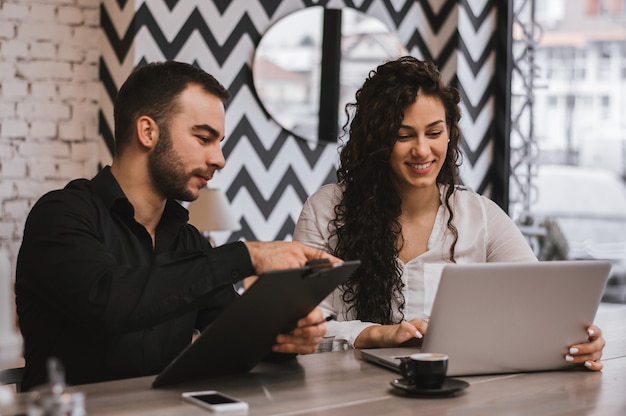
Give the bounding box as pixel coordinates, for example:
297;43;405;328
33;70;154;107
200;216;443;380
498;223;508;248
152;259;360;387
361;260;610;376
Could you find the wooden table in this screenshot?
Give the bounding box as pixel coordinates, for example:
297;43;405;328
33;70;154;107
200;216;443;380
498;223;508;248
3;303;626;415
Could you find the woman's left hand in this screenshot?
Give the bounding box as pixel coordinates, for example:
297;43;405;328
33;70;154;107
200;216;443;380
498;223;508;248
565;324;605;371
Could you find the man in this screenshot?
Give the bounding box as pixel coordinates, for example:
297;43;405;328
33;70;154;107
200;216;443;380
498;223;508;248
15;61;336;391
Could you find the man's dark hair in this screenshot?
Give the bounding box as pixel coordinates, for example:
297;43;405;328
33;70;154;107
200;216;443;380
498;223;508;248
113;61;231;155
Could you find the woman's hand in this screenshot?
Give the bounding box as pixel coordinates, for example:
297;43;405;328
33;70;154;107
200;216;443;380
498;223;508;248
354;318;429;348
565;324;605;371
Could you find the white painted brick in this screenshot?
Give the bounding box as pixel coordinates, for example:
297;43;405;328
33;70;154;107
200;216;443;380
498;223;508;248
31;81;58;99
60;166;85;181
83;121;98;138
28;4;57;23
17;61;73;81
14;180;54;199
0;102;16;118
77;0;100;7
46;0;81;6
73;26;99;47
83;8;99;27
34;100;72;120
70;141;98;161
6;240;22;265
58;121;83;140
1;3;29;21
82;161;99;178
0;21;15;39
58;82;86;100
17;22;73;42
1;158;27;179
13;101;34;117
73;100;98;121
57;160;90;179
58;43;84;63
1;39;29;59
1;0;103;273
1;79;28;98
85;120;98;139
36;101;71;120
0;222;15;241
30;120;57;138
19;140;70;159
72;64;98;82
0;63;16;80
58;6;84;25
0;181;15;199
85;47;99;65
1;119;29;138
18;177;65;197
29;41;57;60
3;199;30;220
26;158;61;181
18;101;71;120
0;143;15;160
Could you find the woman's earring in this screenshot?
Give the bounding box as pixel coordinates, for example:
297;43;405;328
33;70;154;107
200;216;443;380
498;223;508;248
448;139;450;143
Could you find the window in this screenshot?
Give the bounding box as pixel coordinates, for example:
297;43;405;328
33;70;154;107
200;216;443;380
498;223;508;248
512;0;626;303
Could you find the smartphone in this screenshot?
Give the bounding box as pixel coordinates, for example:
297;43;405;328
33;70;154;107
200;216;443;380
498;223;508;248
181;390;249;413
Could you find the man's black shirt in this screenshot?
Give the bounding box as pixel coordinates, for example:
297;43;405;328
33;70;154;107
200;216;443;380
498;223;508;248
15;166;254;391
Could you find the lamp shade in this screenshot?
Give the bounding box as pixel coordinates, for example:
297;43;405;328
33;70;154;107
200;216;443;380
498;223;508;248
187;188;240;232
0;251;21;365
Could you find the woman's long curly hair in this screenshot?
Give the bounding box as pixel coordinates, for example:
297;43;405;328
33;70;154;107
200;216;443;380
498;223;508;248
331;56;462;324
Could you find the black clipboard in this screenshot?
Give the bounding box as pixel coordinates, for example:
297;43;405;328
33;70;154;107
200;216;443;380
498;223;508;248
152;260;360;387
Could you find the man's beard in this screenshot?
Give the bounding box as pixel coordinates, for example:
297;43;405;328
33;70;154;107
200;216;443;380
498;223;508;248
147;126;198;202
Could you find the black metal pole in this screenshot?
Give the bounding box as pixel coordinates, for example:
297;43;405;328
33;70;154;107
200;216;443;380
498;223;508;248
493;0;514;212
318;8;342;142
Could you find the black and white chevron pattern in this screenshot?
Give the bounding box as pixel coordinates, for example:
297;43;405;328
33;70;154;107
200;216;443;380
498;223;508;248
99;0;502;243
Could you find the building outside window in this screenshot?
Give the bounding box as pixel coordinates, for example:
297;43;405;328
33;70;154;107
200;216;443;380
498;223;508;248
516;0;626;303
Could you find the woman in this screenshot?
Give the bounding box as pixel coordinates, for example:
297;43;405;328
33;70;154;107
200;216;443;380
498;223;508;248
293;56;605;370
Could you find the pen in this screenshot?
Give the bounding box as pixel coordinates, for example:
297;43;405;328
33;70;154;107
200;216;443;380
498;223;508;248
312;315;337;326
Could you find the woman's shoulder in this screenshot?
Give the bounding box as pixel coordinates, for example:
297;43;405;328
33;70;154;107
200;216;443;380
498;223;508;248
449;185;513;225
446;184;478;203
446;185;505;217
306;183;343;206
450;184;496;203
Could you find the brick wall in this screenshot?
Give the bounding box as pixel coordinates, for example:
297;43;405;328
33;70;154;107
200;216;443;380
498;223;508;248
0;0;102;275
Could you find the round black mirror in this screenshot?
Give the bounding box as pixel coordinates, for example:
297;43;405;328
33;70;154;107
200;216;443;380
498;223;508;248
253;7;407;142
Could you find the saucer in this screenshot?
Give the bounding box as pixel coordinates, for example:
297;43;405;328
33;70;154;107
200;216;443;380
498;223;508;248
390;377;469;397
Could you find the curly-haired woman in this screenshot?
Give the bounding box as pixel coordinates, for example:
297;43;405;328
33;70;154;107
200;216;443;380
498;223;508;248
293;56;605;370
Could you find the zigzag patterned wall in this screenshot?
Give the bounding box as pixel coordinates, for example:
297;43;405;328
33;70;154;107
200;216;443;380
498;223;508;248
99;0;501;244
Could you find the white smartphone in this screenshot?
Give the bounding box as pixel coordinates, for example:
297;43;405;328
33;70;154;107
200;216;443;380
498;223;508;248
181;390;249;413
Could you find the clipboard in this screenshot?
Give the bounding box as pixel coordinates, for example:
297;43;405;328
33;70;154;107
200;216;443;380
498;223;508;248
152;260;360;387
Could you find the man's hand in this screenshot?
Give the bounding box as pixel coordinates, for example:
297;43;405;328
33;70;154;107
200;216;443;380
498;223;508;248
244;241;340;275
272;307;327;354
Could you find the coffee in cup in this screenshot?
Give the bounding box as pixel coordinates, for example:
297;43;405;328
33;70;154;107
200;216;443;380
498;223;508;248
399;352;448;389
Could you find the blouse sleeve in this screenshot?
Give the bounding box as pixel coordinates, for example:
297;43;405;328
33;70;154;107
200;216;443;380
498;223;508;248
482;197;539;263
293;185;338;252
294;185;378;351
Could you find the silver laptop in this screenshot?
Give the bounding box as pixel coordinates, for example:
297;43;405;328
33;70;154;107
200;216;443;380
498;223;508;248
361;260;610;376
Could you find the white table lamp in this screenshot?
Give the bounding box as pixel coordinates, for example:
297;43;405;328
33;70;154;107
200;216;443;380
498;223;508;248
188;188;240;245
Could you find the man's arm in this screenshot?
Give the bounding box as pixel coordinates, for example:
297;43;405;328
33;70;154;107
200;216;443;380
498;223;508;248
16;191;253;334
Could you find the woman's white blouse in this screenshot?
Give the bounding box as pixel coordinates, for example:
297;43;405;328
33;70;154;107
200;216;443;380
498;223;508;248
293;183;538;351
